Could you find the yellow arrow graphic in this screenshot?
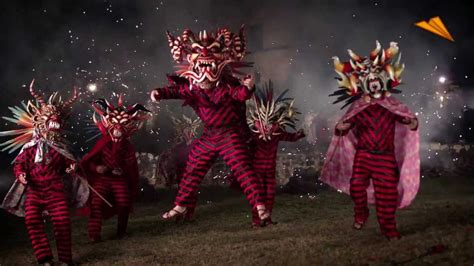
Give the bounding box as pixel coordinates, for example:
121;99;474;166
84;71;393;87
415;16;454;42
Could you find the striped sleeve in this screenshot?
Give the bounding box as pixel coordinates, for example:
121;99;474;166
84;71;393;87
152;84;190;100
279;131;304;142
231;85;254;102
13;147;33;178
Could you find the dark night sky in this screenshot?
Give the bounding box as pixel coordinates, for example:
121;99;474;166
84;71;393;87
0;0;473;187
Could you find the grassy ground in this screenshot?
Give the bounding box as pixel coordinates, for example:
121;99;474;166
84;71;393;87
0;177;473;265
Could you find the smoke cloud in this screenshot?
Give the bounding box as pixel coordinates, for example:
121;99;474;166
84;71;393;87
0;0;472;189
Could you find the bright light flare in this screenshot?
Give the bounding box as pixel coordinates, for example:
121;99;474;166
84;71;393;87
87;83;97;92
438;76;446;84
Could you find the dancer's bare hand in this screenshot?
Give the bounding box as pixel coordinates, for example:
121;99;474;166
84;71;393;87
66;163;77;174
96;165;108;174
408;118;418;130
112;168;123;176
336;122;352;131
17;173;27;185
242;74;254;89
150;90;161;102
296;129;306;139
401;117;418;130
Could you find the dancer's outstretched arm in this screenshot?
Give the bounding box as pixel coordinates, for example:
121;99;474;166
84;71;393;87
150;83;191;102
279;129;305;142
231;74;255;101
397;115;419;131
13;147;33;184
335;117;355;136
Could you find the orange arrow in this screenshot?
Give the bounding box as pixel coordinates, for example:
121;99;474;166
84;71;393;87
415;16;454;42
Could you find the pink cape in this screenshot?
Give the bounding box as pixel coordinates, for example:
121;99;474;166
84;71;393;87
320;96;420;209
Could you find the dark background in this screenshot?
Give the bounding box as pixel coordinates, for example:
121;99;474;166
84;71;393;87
0;0;473;189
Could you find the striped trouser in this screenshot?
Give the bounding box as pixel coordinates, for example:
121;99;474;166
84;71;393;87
175;128;264;208
251;169;276;225
24;180;72;264
350;150;400;237
88;176;131;239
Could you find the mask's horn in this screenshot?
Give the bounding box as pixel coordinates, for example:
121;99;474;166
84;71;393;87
183;29;196;43
347;49;361;61
370;40;381;60
118;94;124;107
29;79;46;107
63;88;78;108
166;30;183;62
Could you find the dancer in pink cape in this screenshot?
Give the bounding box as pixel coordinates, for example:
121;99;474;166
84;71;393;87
320;41;420;240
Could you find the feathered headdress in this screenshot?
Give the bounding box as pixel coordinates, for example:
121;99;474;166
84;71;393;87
0;80;78;153
248;81;300;140
0;102;35;153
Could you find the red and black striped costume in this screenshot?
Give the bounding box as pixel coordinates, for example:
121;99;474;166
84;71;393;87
337;104;415;238
152;80;265;209
80;136;139;241
250;129;304;225
13;145;74;264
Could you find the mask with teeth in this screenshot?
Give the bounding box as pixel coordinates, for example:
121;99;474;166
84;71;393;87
331;41;405;108
92;95;151;142
27;80;78;141
166;26;251;89
247;82;300;141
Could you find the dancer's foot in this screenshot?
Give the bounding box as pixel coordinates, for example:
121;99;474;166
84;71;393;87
58;262;76;266
353;216;368;230
256;205;270;221
251;222;262;229
385;231;401;241
263;219;278;226
40;261;53;266
353;221;364;230
116;232;128;240
162;205;187;220
183;207;195;222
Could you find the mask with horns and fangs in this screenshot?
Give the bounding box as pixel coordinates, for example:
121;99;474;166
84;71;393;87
331;41;405;108
166;25;252;89
92;95;151;142
0;79;78;151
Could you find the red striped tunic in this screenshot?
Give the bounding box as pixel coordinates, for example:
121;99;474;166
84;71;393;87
155;83;251;128
13;145;74;263
252;130;303;173
14;146;74;183
340;104;405;153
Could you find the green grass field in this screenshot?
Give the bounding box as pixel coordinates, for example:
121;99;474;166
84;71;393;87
1;177;473;265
